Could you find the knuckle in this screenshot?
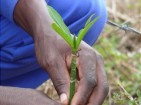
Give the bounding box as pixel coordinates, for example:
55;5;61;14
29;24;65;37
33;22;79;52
96;54;104;64
102;82;109;96
75;96;88;105
47;54;57;65
85;72;97;88
97;54;103;61
53;79;69;94
47;58;56;67
40;60;49;69
38;59;48;69
38;55;56;69
77;101;86;105
53;102;60;105
43;57;56;69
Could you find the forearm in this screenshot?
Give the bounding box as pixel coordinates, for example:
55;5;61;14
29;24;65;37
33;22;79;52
0;86;59;105
14;0;56;40
0;86;34;105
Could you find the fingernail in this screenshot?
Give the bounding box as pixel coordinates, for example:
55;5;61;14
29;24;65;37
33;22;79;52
60;93;68;104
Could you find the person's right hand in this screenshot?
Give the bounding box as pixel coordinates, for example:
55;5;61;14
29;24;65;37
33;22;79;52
0;86;60;105
34;36;109;105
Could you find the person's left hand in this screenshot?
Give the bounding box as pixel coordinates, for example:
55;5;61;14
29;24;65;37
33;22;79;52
67;44;109;105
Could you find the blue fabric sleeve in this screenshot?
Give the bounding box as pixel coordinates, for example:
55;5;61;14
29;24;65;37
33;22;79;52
0;0;18;22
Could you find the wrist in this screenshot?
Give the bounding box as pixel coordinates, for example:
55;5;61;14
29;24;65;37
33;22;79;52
33;27;59;45
14;0;56;40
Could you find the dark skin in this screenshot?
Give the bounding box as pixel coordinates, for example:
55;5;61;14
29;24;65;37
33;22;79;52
0;0;109;105
0;86;60;105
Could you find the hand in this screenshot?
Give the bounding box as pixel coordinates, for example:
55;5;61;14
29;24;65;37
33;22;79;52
35;35;109;105
69;45;109;105
0;86;60;105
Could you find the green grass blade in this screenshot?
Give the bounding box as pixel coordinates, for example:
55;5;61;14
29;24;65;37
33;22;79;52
76;16;99;49
48;6;71;36
85;14;95;27
51;23;73;48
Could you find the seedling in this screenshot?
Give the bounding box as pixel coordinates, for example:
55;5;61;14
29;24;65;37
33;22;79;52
47;5;99;104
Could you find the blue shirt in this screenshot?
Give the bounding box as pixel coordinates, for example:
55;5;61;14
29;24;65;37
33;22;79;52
0;0;107;88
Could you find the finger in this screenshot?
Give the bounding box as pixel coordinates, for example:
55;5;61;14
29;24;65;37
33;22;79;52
87;56;109;105
47;57;70;105
71;55;97;105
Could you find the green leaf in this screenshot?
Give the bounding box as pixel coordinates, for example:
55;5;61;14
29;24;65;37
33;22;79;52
85;14;95;27
76;16;99;49
51;23;73;48
47;6;71;36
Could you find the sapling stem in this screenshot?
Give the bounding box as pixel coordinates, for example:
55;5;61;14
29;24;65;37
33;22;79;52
69;53;77;103
69;35;77;103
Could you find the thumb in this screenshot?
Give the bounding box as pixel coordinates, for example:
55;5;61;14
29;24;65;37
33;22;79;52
47;60;70;105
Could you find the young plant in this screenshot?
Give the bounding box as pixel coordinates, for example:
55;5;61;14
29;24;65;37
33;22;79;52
47;5;99;104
